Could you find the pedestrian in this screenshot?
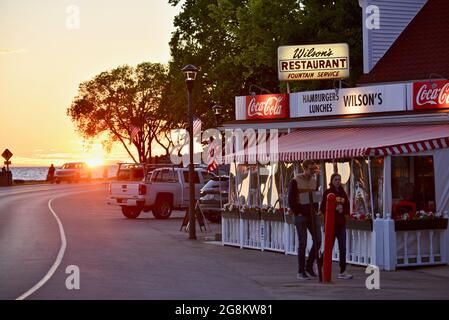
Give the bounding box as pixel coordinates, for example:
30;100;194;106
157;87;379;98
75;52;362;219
288;160;322;280
47;164;55;183
103;166;109;180
320;173;353;280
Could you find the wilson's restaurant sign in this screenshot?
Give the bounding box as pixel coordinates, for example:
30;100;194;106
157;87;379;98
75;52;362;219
278;43;350;81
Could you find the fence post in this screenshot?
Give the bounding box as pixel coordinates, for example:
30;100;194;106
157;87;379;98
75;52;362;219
372;214;384;270
383;213;397;271
260;220;265;251
239;217;244;249
441;211;449;264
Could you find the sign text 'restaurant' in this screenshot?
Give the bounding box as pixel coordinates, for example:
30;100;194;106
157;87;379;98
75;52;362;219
278;43;350;81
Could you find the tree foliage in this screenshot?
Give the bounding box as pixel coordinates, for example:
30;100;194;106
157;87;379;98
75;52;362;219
67;62;169;163
166;0;362;124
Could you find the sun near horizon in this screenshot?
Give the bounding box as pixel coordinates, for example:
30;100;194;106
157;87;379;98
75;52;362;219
0;1;179;167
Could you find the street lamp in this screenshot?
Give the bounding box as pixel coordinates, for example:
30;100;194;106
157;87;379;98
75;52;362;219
182;64;199;240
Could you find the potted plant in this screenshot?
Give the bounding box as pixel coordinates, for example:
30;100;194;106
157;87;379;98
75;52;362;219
221;203;240;219
345;213;373;231
261;205;285;222
240;205;261;220
394;211;448;231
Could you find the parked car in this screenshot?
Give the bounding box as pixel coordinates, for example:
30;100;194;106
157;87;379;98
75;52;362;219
107;166;214;219
199;176;229;223
54;162;92;184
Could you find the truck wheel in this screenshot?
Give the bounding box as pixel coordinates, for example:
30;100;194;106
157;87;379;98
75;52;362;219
121;206;141;219
153;196;172;219
55;179;61;184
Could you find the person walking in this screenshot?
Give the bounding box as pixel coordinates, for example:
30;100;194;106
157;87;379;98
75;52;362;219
47;164;55;183
320;173;353;280
288;160;322;280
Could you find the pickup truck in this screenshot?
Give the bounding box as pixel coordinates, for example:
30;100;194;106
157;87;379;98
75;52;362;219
107;165;212;219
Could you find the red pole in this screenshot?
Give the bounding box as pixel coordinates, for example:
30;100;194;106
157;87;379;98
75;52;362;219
323;193;336;283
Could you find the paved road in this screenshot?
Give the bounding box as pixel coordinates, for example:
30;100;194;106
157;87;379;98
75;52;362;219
1;183;449;300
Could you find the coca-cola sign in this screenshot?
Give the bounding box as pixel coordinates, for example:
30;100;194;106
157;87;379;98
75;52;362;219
246;94;289;120
413;80;449;110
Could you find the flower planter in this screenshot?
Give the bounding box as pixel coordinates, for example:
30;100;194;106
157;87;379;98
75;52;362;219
240;209;261;220
261;210;285;222
394;218;448;231
222;209;240;219
345;218;373;231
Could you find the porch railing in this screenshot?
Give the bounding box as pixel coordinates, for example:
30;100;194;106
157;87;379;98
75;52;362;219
222;214;449;270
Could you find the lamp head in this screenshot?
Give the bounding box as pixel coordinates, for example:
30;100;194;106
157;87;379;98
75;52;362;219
182;64;199;81
212;104;223;116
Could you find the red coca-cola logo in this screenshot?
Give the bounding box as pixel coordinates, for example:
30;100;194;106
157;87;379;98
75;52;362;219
246;94;289;119
413;80;449;110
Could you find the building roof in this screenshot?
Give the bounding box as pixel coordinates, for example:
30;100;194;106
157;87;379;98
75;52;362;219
359;0;449;84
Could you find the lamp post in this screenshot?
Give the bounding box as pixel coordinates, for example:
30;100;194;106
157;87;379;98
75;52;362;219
182;64;199;240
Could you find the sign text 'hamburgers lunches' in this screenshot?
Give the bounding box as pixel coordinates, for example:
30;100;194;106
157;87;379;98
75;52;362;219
278;43;350;81
290;84;407;117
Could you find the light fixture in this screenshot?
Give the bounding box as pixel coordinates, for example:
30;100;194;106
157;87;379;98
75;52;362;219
248;84;271;96
428;73;447;89
182;64;199;81
333;79;350;95
212;104;223;116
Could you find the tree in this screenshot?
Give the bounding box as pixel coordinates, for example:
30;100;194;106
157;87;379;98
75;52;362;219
166;0;363;123
67;62;169;163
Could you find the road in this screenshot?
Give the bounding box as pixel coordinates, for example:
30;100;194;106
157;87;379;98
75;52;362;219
1;183;449;300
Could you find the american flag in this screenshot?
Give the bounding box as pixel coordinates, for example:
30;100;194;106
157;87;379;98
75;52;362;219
207;137;218;173
193;115;201;137
130;125;140;144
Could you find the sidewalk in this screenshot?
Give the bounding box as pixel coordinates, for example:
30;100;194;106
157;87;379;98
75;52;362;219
173;212;449;300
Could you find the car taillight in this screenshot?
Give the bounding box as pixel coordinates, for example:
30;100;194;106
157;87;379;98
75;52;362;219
138;184;147;195
108;183;112;195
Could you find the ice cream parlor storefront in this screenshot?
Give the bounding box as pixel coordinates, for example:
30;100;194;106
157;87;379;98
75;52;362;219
220;85;449;271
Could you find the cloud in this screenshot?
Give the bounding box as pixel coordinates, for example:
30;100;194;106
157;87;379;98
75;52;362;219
0;49;28;55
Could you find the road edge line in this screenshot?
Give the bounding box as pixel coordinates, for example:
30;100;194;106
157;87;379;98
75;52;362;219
15;190;92;300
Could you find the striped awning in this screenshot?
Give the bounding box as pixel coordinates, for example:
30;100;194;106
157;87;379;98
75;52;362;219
223;124;449;163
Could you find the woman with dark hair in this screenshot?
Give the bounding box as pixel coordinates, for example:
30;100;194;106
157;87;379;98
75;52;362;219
320;173;353;280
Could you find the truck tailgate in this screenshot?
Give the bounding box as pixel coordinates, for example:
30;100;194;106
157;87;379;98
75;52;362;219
110;182;141;199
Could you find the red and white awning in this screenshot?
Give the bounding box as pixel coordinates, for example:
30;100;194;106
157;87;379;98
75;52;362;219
223;124;449;163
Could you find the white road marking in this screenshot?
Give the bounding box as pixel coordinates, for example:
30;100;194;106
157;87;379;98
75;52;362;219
15;189;95;300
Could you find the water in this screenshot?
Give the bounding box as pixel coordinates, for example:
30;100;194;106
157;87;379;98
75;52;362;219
9;165;119;181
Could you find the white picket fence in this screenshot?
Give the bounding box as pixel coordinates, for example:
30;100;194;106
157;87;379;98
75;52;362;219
221;214;449;270
396;229;446;267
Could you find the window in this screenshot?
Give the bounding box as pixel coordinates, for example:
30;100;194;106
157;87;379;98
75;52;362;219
392;156;435;217
371;157;384;216
228;163;238;205
183;171;200;184
351;158;372;218
201;171;214;184
152;170;178;182
160;170;178;182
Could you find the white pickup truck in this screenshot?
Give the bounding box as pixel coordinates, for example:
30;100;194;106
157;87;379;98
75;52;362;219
107;165;212;219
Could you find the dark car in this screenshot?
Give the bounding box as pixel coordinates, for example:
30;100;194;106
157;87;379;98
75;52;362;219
199;176;229;223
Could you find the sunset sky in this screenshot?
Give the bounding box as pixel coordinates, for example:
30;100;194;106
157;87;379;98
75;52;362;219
0;0;179;166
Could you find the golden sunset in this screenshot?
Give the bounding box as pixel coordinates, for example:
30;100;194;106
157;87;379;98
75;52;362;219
1;0;449;306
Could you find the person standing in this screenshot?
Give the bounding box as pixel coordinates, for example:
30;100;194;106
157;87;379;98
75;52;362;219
47;164;55;183
288;160;322;280
320;173;353;280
